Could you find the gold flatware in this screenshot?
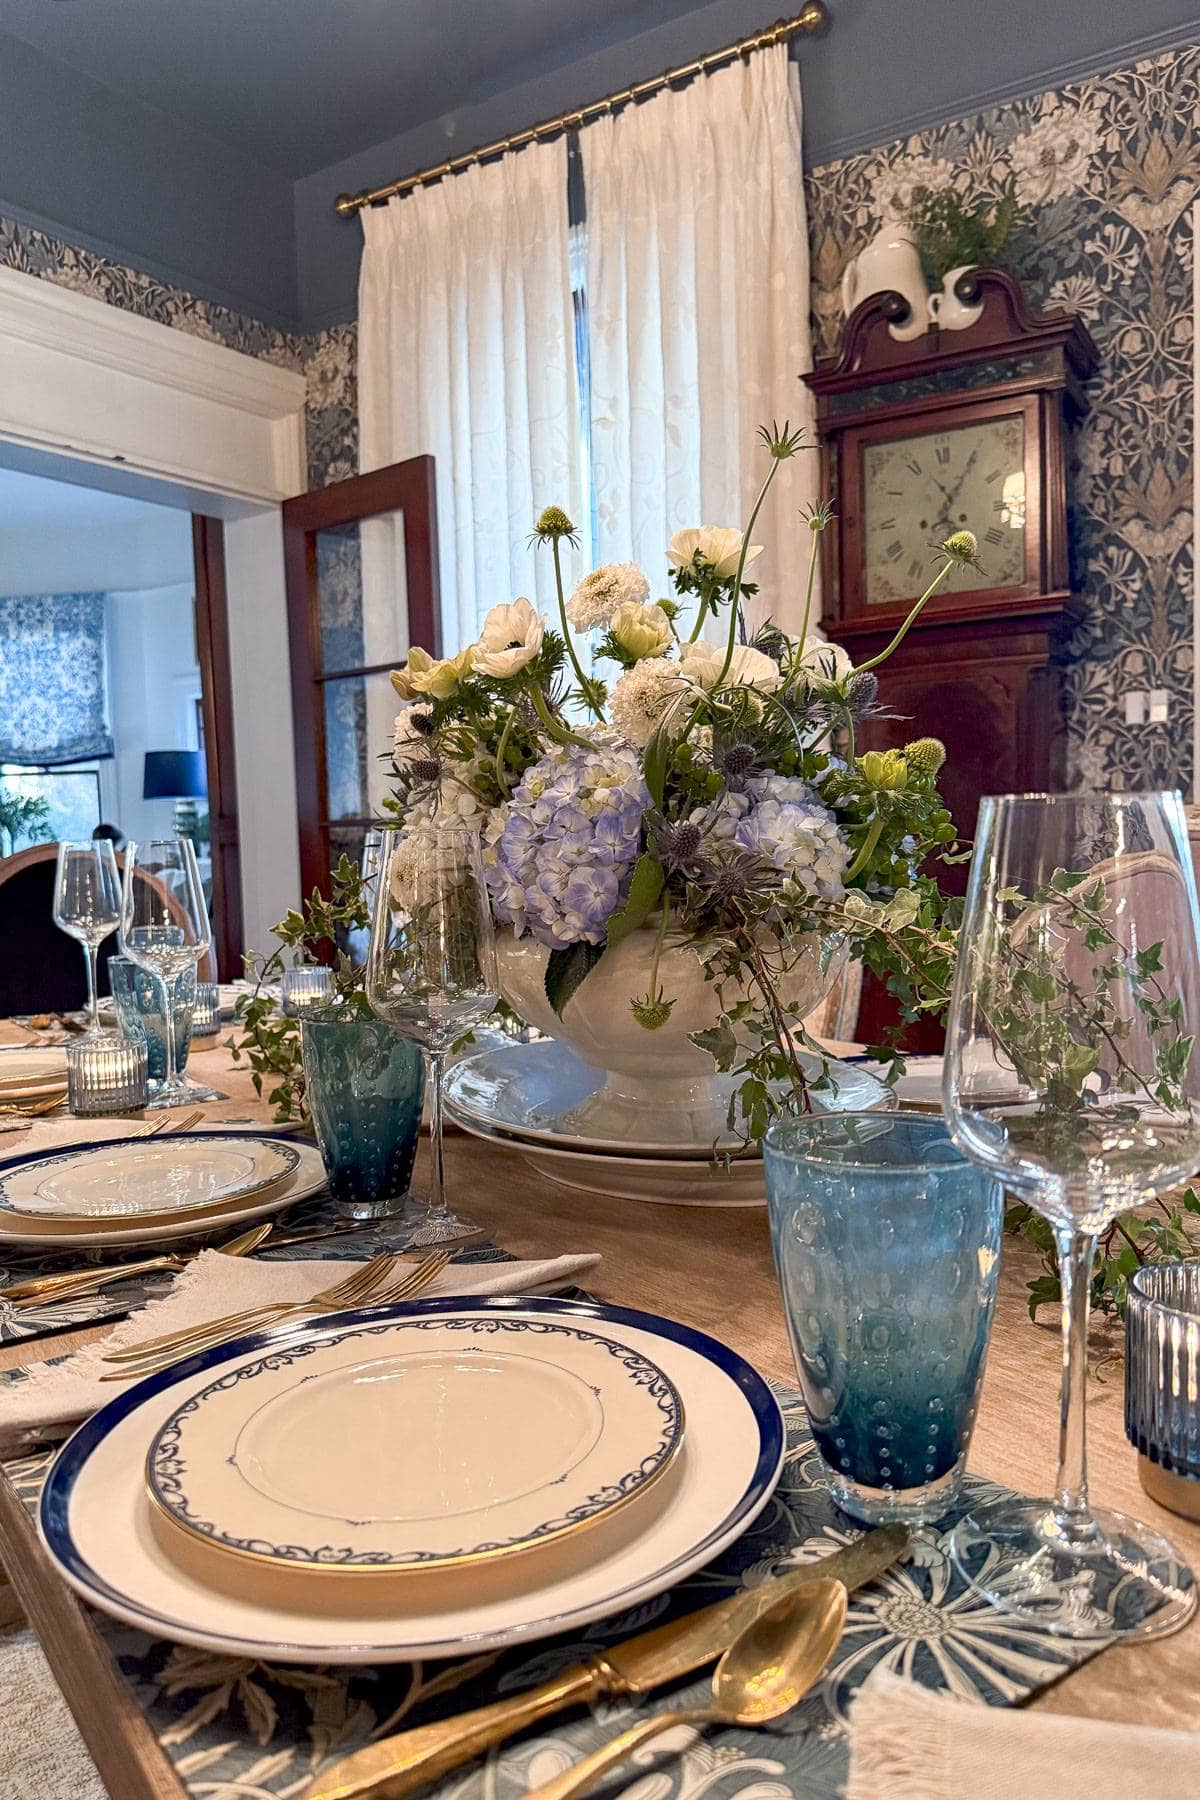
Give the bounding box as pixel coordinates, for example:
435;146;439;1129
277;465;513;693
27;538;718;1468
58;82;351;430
2;1221;274;1308
524;1579;847;1800
0;1093;68;1118
101;1249;450;1377
301;1523;908;1800
134;1107;205;1138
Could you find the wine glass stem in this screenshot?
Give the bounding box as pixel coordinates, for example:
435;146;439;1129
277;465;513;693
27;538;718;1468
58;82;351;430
161;974;178;1093
426;1049;448;1227
83;941;99;1030
1052;1226;1098;1540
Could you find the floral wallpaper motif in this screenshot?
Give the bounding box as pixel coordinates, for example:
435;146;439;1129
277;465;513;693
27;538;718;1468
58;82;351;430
0;212;355;491
807;44;1199;793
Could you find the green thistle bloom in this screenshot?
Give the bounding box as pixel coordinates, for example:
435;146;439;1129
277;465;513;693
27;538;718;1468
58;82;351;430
942;529;979;564
800;498;837;532
533;505;577;542
756;418;810;460
631;989;676;1030
904;736;947;776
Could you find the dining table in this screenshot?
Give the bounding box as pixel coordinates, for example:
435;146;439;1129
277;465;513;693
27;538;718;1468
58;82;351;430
0;1026;1198;1799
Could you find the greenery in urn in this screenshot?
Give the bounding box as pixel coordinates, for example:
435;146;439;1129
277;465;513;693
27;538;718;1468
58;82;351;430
0;789;51;856
228;853;371;1122
903;178;1026;283
384;424;976;1146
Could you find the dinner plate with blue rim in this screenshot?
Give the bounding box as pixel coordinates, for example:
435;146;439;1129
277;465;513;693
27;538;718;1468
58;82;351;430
39;1296;785;1662
0;1134;302;1220
0;1137;326;1248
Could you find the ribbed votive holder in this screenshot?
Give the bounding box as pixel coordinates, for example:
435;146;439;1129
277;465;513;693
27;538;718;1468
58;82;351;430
1126;1262;1200;1522
281;964;335;1017
191;982;221;1039
66;1033;149;1116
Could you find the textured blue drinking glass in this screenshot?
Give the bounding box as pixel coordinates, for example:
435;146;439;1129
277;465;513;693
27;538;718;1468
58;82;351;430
301;1014;425;1220
764;1111;1003;1524
1126;1263;1200;1523
108;955;195;1081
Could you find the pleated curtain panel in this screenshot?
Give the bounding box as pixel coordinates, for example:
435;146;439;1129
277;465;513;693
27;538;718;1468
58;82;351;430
358;141;582;652
581;45;817;632
356;41;815;649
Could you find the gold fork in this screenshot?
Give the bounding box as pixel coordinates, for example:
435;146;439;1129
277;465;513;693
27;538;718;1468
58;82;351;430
102;1250;450;1378
133;1107;205;1138
3;1222;274;1308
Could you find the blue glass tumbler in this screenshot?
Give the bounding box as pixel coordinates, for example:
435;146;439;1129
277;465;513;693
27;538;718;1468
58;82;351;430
764;1111;1003;1524
108;955;195;1082
301;1014;425;1220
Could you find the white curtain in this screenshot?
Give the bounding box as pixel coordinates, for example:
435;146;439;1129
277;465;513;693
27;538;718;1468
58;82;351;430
358;141;581;653
582;45;816;632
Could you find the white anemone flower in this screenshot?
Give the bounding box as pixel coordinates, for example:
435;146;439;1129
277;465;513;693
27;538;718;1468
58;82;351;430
472;597;545;678
667;527;763;582
679;639;783;693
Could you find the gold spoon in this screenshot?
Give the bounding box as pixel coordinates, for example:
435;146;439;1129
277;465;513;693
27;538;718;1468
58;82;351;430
521;1578;847;1800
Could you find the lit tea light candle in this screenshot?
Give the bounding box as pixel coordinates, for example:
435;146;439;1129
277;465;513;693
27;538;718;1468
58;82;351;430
1126;1263;1200;1522
281;965;335;1017
191;982;221;1038
66;1034;149;1116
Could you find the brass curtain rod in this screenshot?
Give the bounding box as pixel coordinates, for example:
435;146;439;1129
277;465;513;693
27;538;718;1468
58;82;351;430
334;2;830;217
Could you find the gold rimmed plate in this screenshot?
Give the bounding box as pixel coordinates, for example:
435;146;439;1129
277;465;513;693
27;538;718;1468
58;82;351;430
145;1314;685;1575
0;1134;302;1220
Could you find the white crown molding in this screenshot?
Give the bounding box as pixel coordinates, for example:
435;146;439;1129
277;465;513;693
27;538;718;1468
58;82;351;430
0;265;307;501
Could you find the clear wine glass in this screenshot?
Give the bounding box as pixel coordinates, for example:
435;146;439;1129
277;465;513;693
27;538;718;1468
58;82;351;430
119;837;212;1111
943;790;1200;1637
366;824;498;1246
53;840;121;1036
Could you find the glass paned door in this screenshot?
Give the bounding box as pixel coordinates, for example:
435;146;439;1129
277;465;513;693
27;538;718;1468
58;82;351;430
283;459;440;897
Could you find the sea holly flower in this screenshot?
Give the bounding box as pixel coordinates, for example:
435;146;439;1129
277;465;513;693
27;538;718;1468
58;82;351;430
668;527;763;583
566;563;650;631
472;597;545;678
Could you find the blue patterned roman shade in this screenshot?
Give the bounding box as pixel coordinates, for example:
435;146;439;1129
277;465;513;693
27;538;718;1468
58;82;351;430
0;592;113;765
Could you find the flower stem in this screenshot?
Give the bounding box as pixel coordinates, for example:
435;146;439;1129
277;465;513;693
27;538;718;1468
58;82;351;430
856;559;956;673
686;582;716;643
844;813;885;883
551;538;603;719
648;893;670;995
715;458;785;687
528;679;592;750
795;525;821;658
493;703;518;800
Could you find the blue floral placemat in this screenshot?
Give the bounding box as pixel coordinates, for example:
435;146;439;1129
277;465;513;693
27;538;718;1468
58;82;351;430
0;1183;454;1346
3;1393;1131;1800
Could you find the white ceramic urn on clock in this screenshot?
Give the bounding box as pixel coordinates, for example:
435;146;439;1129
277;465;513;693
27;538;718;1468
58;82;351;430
841;221;930;342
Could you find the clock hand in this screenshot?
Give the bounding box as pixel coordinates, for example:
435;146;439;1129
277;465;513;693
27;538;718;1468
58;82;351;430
945;446;980;510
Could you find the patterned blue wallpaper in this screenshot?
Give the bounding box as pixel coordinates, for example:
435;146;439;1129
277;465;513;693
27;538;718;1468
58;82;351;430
807;43;1198;793
2;39;1196;790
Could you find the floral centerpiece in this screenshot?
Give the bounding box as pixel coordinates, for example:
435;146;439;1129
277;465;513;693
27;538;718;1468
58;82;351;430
386;425;973;1143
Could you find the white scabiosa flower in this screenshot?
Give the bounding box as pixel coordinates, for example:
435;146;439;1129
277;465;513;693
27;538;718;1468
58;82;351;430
566;563;651;631
472;597;545;677
608;658;689;748
679;639;783;693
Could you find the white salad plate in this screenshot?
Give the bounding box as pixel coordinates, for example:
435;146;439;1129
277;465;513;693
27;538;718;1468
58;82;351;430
146;1316;684;1573
444;1039;892;1160
0;1137;326;1248
40;1296;784;1663
0;1045;69;1099
0;1134;302;1220
451;1111;766;1205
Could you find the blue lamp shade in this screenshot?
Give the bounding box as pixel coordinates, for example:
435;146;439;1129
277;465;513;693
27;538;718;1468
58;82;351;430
142;750;207;802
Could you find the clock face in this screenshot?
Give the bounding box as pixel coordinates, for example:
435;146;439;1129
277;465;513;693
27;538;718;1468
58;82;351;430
861;416;1027;606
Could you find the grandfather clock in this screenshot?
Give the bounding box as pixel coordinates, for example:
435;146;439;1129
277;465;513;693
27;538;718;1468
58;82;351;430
803;267;1098;1042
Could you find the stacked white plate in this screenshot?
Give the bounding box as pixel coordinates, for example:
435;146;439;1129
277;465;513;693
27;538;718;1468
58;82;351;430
39;1294;785;1662
0;1132;327;1248
0;1044;69;1105
444;1038;895;1205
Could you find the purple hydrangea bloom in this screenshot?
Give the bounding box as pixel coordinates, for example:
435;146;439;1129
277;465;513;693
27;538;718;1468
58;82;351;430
484;741;648;947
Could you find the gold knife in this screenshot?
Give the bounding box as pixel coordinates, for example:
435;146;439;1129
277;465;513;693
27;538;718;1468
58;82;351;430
302;1522;908;1800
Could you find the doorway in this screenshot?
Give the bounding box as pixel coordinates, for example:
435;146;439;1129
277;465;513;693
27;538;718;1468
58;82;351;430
0;464;243;979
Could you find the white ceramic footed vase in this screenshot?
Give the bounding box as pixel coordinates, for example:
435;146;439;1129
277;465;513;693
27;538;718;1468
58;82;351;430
841;221;930;343
495;926;846;1142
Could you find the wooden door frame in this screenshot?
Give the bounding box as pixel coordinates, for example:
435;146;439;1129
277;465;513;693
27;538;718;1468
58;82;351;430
283;457;440;897
192;515;244;979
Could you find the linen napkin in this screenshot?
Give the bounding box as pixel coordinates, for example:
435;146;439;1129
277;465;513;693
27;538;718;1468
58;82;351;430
0;1626;107;1799
846;1669;1200;1799
0;1248;601;1451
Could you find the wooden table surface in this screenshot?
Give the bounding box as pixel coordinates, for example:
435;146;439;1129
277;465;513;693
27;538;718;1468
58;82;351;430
1;1041;1198;1799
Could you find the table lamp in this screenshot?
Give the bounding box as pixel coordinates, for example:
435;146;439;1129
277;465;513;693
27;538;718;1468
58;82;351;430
142;749;207;840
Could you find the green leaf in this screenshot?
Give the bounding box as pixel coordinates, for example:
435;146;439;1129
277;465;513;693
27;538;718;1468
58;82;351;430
606;854;665;950
544;941;606;1018
689;1019;738;1073
643;719;672;810
1135;941;1164;978
1026;1272;1061;1320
